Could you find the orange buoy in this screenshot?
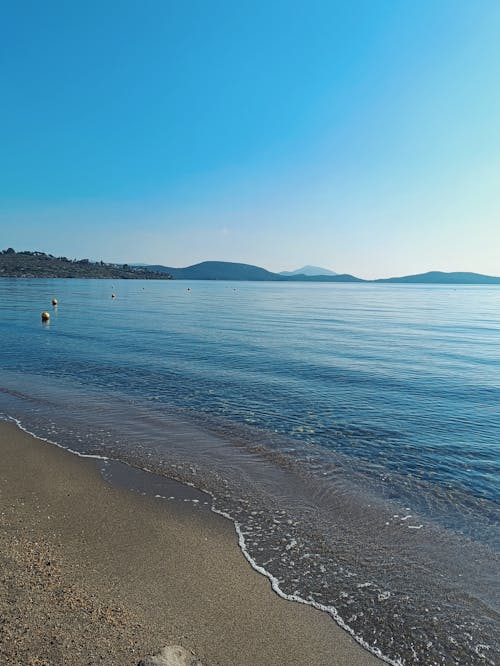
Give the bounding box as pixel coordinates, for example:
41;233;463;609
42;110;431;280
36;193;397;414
51;298;58;306
41;311;50;322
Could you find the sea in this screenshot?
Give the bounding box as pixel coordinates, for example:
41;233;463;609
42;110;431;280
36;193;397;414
0;278;498;666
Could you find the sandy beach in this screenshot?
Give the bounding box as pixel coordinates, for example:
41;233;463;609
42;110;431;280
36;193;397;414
0;420;382;666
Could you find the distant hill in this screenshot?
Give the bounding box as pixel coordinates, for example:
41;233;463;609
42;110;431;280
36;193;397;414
0;249;172;279
3;251;498;284
142;261;362;282
375;271;500;285
280;265;337;276
145;261;282;281
143;262;499;284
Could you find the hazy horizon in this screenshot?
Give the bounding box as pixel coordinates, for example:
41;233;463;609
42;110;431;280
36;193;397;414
1;2;499;280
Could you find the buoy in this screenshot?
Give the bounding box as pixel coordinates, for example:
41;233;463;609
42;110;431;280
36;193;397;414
41;311;50;322
51;298;58;306
111;293;116;299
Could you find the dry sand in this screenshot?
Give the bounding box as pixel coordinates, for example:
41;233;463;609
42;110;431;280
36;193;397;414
0;421;382;665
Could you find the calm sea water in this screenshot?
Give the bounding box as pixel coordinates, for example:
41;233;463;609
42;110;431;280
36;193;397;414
0;279;499;665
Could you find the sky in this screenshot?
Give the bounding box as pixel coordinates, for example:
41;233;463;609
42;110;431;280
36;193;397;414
1;1;499;278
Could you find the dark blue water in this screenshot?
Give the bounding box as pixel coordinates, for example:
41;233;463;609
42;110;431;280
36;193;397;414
0;279;499;665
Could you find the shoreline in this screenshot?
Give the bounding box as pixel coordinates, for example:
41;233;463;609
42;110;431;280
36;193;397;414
0;420;382;666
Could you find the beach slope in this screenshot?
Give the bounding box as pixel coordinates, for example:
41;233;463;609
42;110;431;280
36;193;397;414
0;421;381;665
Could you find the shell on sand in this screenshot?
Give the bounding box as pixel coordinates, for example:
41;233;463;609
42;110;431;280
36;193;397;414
138;645;202;666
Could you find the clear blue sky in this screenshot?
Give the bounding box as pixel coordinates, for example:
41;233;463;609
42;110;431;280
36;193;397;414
1;1;499;277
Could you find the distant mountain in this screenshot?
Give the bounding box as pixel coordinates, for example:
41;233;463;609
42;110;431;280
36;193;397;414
375;271;500;285
142;261;362;282
286;273;364;282
280;265;337;277
0;249;172;279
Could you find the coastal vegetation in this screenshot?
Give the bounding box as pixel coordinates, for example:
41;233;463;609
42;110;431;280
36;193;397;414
0;249;172;279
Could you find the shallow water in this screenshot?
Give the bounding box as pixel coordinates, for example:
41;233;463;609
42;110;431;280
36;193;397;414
0;279;498;665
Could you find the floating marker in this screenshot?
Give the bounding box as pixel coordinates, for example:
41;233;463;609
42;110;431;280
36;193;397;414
111;293;116;299
51;298;58;306
41;311;50;322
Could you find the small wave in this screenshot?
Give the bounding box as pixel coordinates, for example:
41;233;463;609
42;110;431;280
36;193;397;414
213;509;402;666
2;415;110;461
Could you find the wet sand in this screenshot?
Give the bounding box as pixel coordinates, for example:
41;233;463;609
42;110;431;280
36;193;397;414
0;420;382;666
